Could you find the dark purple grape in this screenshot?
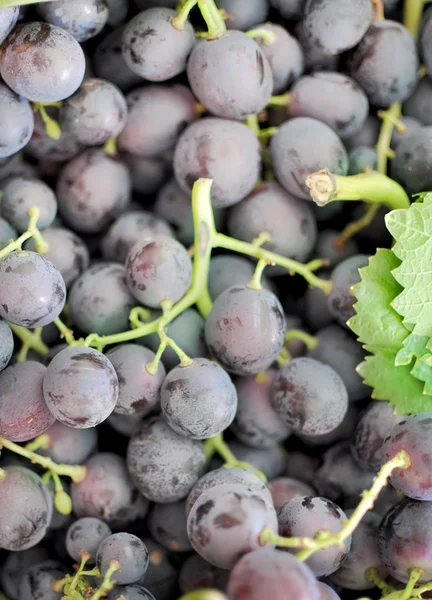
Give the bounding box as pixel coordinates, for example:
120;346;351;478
25;108;82;163
71;452;150;527
303;0;372;56
0;22;85;102
179;554;228;593
299;403;359;447
318;582;341;600
285;451;319;485
1;546;49;600
295;20;339;72
0;318;13;372
208;255;274;301
106;344;166;416
187;482;278;569
66;517;112;563
270;117;348;200
344;114;381;151
174;117;261;208
390;116;422;148
0;83;33;159
148;499;192;552
43;346;119;429
61;79;127;146
218;0;269;30
228;440;286;479
161;358;237;439
303;271;333;330
231;369;291;448
187;31;273;120
421;7;432;80
1;176;57;233
227;546;320;600
119;84;198;158
40;420;97;465
107;412;144;437
93;27;143;91
205;286;285;376
109;586;155;600
348;146;378;174
347;21;419;106
0;466;52;551
122;8;195;81
391;126;432;194
328;254;369;327
316;230;358;266
57;149;131;234
271;0;306;19
125;155;168;196
127;416;205;503
19;560;64;600
97;533;149;585
404;77;432;125
142;537;179;600
269;477;315;510
38;0;108;42
0;7;18;44
105;0;128;27
278;496;351;576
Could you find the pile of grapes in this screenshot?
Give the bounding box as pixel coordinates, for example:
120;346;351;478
1;0;432;599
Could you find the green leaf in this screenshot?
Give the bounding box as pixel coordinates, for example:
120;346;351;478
395;333;432;395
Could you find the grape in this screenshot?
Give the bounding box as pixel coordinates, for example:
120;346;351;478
122;8;195;81
316;230;358;266
303;271;333;330
218;0;269;30
347;21;419;107
227;440;286;479
68;263;135;336
344;114;381;151
1;547;49;600
94;27;143;91
109;586;156;600
294;21;339;73
272;357;348;437
352;402;404;471
38;0;108;42
39;421;97;465
270;117;348;200
61;79;128;146
101;210;174;263
0;23;85;103
227;546;321;600
48;481;72;533
119;84;198;158
0;319;13;372
43;346;118;429
187;482;278;569
25;107;82;163
57;149;131;234
161;358;237;439
391;126;432;194
125;155;168;196
97;533;149;585
318;582;341;600
0;466;52;551
148;499;192;552
179;553;228;593
421;7;432;79
378;499;432;583
0;7;18;44
127;416;205;503
299;403;359;447
1;176;57;233
205;286;285;376
269;477;315;510
125;234;192;308
106;344;166;416
66;517;112;563
107;412;144;437
19;560;65;600
348;146;378;174
0;361;54;442
303;0;372;55
271;0;306;19
330;511;383;590
278;496;351;576
390;117;422;149
0;83;34;159
0;219;16;254
187;31;273;120
142;537;179;600
71;452;149;527
285;451;319;485
231;370;291;448
26;227;90;288
186;465;272;518
173;117;261;208
404;77;432;125
208;255;274;301
328;254;369;326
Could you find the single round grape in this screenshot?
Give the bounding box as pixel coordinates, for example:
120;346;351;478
56;149;131;234
0;7;18;44
93;27;143;91
228;182;317;266
269;477;315;510
294;20;339;73
125;155;168;196
218;0;269;30
378;499;432;583
68;263;135;336
38;0;108;42
328;254;370;327
391;127;432;195
106;344;166;416
208;254;274;301
270;0;306;19
174;117;261;208
187;31;273;120
109;586;156;600
122;8;195;81
119;84;198;158
231;369;291;448
347;20;419;107
391;117;422;150
278;496;351;576
141;537;179;600
0;318;13;372
39;420;97;465
272;357;348;437
101;210;174;263
404;77;432;125
0;218;17;253
318;583;341;600
348;146;378;174
19;560;64;600
205;286;285;376
179;554;228;593
97;533;149;585
125;234;192;308
61;79;127;146
0;22;85;102
303;0;372;55
127;416;205;503
148;499;192;552
25;107;82;163
227;440;286;480
285;451;319;485
0;466;53;551
227;546;320;600
1;176;57;233
1;546;49;600
66;517;112;563
187;482;278;569
43;346;119;429
0;251;66;327
161;358;237;440
0;83;34;159
271;117;348;200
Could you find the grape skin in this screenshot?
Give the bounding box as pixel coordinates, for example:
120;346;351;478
228;440;286;480
269;477;315;510
0;7;18;45
208;255;274;301
141;536;179;600
295;21;339;73
344;114;381;151
348;146;378;174
97;533;149;585
390;117;422;148
218;0;269;31
0;218;17;253
0;318;13;372
271;0;306;19
66;517;112;563
19;560;65;600
179;553;228;593
1;546;49;600
0;83;34;159
1;176;57;233
107;413;143;438
25;108;82;163
328;254;370;327
404;77;432;125
108;586;155;600
391;127;432;195
93;27;143;91
39;421;97;465
285;451;319;485
148;499;192;552
316;230;359;266
304;270;333;331
37;0;108;42
318;582;341;600
125;155;168;196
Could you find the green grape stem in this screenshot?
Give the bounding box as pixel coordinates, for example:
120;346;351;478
285;329;317;351
0;206;48;260
0;0;57;5
246;28;276;45
177;591;229;600
203;433;267;482
172;0;198;29
197;0;227;39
